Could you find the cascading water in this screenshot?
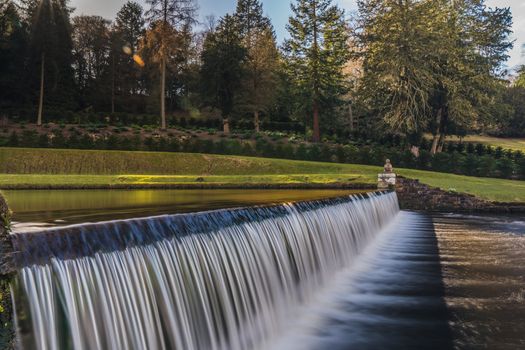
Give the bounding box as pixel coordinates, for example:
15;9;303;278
11;192;399;350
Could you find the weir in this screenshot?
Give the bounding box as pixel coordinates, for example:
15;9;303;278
11;191;400;350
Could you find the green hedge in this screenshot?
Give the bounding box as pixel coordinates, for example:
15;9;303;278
1;131;524;180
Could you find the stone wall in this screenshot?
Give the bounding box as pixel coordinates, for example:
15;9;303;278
396;177;525;213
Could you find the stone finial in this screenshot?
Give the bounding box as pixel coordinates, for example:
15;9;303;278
384;159;393;173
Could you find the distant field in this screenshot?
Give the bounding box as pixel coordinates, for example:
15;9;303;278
1;147;524;202
444;135;525;152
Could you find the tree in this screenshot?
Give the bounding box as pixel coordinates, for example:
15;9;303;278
354;0;441;135
145;0;196;129
428;0;513;153
112;1;145;113
235;0;279;133
72;15;111;110
22;0;76;125
284;0;350;142
355;0;512;153
0;1;27;109
200;15;246;134
516;65;525;88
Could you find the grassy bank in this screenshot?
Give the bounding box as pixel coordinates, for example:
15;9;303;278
0;147;378;176
1;147;524;202
443;135;525;152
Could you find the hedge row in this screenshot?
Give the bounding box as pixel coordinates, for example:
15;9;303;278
2;131;525;180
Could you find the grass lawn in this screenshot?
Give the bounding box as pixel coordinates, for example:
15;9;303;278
442;135;525;152
1;147;524;202
398;169;525;203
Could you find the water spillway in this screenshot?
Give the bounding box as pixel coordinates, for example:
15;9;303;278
11;192;399;350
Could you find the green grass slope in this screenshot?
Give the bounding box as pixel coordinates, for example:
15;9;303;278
443;135;525;152
1;147;524;202
0;147;376;176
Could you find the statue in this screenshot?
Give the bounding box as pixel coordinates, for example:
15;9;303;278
384;159;393;173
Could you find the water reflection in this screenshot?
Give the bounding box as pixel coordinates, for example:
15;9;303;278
3;189;367;232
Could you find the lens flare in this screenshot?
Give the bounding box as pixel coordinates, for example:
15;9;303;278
122;45;132;55
133;54;145;67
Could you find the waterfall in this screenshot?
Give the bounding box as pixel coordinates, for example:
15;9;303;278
12;192;399;350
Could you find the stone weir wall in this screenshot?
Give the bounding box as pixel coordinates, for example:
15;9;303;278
396;177;525;213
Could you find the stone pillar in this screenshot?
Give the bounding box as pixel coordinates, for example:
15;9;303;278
378;159;397;189
378;173;397;189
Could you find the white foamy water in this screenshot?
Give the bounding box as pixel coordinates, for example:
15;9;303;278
12;193;399;350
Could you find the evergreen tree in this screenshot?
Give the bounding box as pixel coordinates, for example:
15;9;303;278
22;0;76;124
112;1;145;112
0;1;27;108
355;0;512;152
200;15;247;134
355;0;441;135
429;0;513;153
72;16;111;110
284;0;350;142
145;0;196;129
235;0;278;132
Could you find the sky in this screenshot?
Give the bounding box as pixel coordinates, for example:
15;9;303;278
71;0;524;71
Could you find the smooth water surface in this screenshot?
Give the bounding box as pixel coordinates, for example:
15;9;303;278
3;189;367;232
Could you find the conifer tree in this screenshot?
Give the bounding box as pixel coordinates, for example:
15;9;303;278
112;1;145;112
284;0;350;142
355;0;512;152
235;0;278;132
200;15;246;134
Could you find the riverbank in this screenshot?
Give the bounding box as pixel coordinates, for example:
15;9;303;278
1;148;525;202
0;174;376;190
396;177;525;213
0;192;14;349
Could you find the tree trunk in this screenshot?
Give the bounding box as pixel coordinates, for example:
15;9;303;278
223;117;230;134
437;134;446;153
312;100;320;143
37;52;45;126
430;108;443;155
437;106;449;153
431;134;440;155
254;110;260;133
349;103;354;132
311;1;321;143
160;57;166;130
111;54;115;114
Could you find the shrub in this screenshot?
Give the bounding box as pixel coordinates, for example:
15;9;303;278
416;150;432;170
307;144;321;161
475;143;486;156
295;144;308;160
37;134;49;148
496;158;514;179
494;146;504;159
241;142;255;156
432;152;452;173
476;155;497;177
517;158;525;179
461;154;479;176
262;142;275;158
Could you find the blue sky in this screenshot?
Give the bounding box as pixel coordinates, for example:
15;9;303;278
71;0;524;70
